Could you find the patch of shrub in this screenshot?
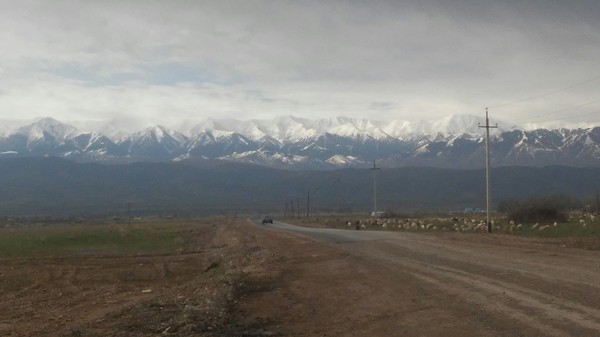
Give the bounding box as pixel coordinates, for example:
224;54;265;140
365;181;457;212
498;194;574;224
508;205;567;224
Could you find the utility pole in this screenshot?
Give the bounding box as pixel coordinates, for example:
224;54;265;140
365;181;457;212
296;196;300;219
127;202;131;225
307;190;310;218
478;108;498;233
333;177;341;214
370;160;380;218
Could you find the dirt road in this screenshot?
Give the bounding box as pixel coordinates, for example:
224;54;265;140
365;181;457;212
2;218;599;336
242;219;600;336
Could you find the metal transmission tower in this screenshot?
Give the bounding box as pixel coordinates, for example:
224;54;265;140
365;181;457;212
478;108;498;233
370;160;381;217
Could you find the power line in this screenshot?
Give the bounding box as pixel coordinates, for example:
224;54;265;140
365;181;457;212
490;75;600;109
535;109;600;124
511;98;600;123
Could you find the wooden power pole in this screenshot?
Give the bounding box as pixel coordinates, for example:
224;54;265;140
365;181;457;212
370;160;380;217
479;108;498;233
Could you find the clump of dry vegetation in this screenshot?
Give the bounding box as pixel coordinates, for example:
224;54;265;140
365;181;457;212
0;217;279;337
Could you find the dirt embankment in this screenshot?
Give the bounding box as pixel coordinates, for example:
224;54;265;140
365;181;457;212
0;219;287;336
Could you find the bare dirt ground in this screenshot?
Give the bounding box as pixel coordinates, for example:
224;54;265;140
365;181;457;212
2;219;600;336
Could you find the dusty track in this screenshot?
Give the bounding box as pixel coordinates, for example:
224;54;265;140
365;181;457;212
240;220;600;336
1;219;599;336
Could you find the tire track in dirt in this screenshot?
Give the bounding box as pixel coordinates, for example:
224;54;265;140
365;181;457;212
240;220;600;336
349;241;600;336
387;235;600;287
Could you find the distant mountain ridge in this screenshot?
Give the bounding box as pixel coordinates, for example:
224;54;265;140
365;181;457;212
1;157;599;216
0;116;599;169
187;114;515;142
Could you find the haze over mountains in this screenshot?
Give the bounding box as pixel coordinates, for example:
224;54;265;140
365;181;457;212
1;115;599;169
1;157;599;216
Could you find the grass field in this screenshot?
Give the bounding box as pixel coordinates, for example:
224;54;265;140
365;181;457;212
0;221;186;257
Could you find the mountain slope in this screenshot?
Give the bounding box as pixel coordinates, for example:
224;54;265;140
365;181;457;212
0;116;599;169
118;126;188;159
1;157;599;216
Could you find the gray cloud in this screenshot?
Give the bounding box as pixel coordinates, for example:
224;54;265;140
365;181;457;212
0;0;599;127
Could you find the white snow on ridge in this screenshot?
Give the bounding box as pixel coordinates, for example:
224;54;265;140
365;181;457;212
210;129;236;139
220;150;312;166
2;114;594;146
325;155;364;166
187;115;394;142
184;114;520;142
16;117;78;140
129;125;188;145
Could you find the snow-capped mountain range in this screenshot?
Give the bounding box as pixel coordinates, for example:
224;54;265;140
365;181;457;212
1;115;599;169
186;114;515;142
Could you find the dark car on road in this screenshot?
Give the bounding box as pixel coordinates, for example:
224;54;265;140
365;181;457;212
261;216;273;224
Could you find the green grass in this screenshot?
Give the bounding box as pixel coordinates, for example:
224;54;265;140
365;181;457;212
0;224;182;257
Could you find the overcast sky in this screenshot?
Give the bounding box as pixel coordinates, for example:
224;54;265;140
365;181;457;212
0;0;599;128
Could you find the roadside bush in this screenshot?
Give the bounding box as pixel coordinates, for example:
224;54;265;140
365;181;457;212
498;195;573;223
508;205;567;224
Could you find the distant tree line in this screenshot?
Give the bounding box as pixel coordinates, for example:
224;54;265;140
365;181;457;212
497;194;582;223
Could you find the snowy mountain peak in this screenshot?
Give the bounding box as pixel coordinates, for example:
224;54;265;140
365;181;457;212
133;125;188;144
16;117;78;143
